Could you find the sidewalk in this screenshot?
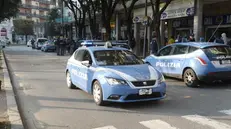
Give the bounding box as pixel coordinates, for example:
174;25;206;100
0;50;11;129
0;49;24;129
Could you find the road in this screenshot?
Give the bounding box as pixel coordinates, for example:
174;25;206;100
4;46;231;129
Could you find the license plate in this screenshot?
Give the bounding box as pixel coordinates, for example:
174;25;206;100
139;89;152;95
222;60;231;64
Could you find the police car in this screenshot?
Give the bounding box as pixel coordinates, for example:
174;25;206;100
145;42;231;87
81;40;132;51
66;42;166;105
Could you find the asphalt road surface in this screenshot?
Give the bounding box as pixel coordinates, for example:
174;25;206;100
4;46;231;129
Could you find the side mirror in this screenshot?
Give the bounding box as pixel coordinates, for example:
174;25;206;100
81;60;91;67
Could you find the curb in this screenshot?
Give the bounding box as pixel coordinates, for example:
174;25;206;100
2;51;24;129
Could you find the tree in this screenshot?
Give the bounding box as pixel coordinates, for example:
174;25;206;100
100;0;120;40
13;19;34;43
46;8;61;37
0;0;20;22
121;0;139;48
62;0;87;39
150;0;173;50
48;8;60;23
86;0;100;39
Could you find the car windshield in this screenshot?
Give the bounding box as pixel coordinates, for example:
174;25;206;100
38;39;48;43
112;44;130;49
94;50;144;66
203;46;231;59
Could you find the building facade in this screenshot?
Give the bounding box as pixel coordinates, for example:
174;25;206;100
113;0;231;55
17;0;56;39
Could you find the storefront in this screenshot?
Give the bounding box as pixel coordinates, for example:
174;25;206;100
161;0;195;40
202;0;231;42
204;14;231;42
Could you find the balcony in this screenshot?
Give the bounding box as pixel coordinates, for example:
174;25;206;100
18;12;47;19
34;0;50;4
20;4;50;11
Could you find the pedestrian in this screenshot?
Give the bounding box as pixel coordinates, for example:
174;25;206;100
167;36;175;45
175;34;182;43
31;38;35;48
188;34;195;42
55;37;61;55
150;35;158;55
221;33;228;45
60;37;66;56
214;35;224;44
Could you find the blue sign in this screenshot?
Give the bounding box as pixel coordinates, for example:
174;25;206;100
204;14;231;25
55;17;72;23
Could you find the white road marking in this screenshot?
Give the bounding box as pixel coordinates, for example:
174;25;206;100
93;125;117;129
220;109;231;115
182;115;231;129
140;119;179;129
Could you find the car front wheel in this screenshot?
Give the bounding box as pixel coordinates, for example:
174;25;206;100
93;81;105;106
183;69;199;87
66;71;75;89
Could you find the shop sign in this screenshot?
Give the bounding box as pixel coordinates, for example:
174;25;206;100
133;16;140;23
55;7;74;23
142;16;151;26
161;0;195;20
1;28;7;36
204;14;231;25
172;18;193;28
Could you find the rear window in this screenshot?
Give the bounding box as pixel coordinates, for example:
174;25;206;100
38;39;48;43
203;46;231;60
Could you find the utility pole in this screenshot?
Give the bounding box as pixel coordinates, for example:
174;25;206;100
61;0;64;36
143;0;148;57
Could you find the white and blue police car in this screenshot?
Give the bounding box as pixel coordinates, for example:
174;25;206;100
66;41;166;105
145;42;231;87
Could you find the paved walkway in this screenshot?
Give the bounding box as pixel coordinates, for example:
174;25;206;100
0;50;10;128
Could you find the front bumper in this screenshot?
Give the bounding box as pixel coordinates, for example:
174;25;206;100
102;82;166;102
198;71;231;81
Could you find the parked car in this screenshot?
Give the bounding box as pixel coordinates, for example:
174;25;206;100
66;42;166;105
41;40;56;52
35;38;48;49
145;42;231;87
27;40;32;47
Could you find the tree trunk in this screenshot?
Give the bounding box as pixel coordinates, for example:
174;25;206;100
78;26;83;39
127;17;134;48
25;35;27;45
154;23;161;50
105;22;111;40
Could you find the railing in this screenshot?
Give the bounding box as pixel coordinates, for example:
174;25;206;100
18;12;47;19
20;4;50;11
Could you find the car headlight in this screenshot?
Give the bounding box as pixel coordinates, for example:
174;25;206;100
157;74;165;84
106;77;128;85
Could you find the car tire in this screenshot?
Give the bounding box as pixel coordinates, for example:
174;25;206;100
93;81;105;106
183;69;199;87
66;71;75;89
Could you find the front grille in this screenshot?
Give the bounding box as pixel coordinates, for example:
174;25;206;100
124;92;162;100
131;80;156;87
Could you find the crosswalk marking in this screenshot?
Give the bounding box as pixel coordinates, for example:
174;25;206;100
93;125;117;129
140;119;179;129
182;115;231;129
220;109;231;115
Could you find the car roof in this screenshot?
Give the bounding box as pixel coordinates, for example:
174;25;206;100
170;42;228;49
37;38;47;40
79;46;128;52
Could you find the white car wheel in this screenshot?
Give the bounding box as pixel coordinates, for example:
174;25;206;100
93;81;105;106
66;71;75;89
